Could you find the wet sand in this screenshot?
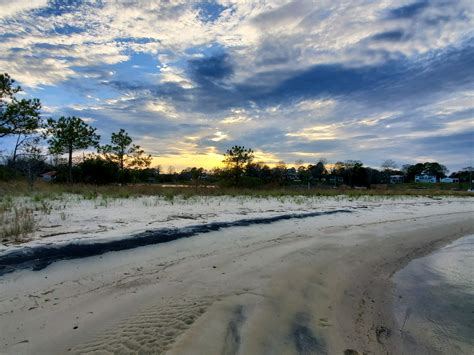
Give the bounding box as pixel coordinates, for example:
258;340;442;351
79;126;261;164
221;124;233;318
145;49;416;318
0;199;473;354
393;234;474;354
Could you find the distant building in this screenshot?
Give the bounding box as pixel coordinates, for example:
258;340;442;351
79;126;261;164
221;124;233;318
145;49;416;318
389;175;404;184
329;176;344;183
285;167;299;181
440;177;459;183
40;171;57;182
415;174;437;183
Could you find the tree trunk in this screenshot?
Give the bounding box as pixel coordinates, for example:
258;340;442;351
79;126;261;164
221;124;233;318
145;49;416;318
68;145;73;183
12;133;21;165
118;147;125;184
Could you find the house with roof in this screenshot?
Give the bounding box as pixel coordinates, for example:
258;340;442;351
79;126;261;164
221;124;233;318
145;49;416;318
40;171;57;182
440;177;459;183
415;174;437;183
389;175;404;184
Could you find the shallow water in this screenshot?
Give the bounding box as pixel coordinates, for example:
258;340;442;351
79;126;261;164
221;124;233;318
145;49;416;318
393;234;474;354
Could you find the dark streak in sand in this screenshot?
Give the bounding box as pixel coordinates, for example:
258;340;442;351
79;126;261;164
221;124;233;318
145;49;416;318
0;209;351;276
292;312;326;355
222;305;246;355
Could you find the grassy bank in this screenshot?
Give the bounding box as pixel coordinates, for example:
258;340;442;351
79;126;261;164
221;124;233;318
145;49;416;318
0;180;472;200
0;180;472;245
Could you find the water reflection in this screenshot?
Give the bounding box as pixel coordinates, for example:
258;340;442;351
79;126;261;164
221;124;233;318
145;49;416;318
393;235;474;354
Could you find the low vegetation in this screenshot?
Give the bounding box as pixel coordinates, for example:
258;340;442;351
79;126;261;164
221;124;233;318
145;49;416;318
0;180;472;201
0;206;36;243
0;180;471;245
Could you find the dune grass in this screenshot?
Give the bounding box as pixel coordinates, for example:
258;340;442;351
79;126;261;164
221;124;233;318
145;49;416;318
0;180;472;201
0;206;36;243
0;180;471;245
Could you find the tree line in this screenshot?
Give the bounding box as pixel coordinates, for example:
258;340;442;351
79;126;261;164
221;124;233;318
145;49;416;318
1;72;472;188
0;73;151;185
216;146;470;188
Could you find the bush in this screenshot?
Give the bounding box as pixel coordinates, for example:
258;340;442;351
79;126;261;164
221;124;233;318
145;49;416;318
0;165;18;181
77;157;120;184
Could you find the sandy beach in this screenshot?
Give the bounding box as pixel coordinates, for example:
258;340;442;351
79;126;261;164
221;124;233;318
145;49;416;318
0;196;473;354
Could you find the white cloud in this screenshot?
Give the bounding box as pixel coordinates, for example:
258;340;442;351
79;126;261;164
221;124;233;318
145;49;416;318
220;114;252;124
158;66;195;89
81;117;97;123
425;91;474;116
1;0;472;88
359;111;401;126
296;99;336;112
209;131;229;142
286;124;339;140
145;101;178;118
0;0;47;19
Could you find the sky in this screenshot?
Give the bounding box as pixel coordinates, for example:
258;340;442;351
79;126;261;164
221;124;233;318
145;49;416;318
0;0;473;172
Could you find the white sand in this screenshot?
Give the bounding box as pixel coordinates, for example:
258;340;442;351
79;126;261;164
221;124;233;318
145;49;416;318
0;196;473;354
1;194;471;250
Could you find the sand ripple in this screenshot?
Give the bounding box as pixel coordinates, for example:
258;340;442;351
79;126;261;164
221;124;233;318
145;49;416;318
71;296;215;354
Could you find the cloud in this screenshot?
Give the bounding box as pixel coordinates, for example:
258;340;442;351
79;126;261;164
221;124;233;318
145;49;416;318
386;1;429;19
370;30;407;42
295;99;335;111
145;101;179;119
189;53;234;80
0;0;47;19
0;0;472;170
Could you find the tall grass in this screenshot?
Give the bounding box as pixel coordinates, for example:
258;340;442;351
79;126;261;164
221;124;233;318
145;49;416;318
0;206;36;243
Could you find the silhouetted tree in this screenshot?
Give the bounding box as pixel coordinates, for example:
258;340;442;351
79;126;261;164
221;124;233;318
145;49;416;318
403;162;448;181
381;159;398;183
0;73;42;161
272;161;287;184
246;162;273;184
424;162;448;179
46;116;100;182
14;138;46;188
297;165;309;182
100;128;152;181
223;145;254;186
179;167;205;185
402;163;424;181
449;167;472;185
77;155;119;184
381;159;397;171
331;160;367;187
308;159;327;181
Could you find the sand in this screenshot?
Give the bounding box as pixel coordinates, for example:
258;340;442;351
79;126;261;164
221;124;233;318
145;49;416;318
1;194;469;250
0;196;473;354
